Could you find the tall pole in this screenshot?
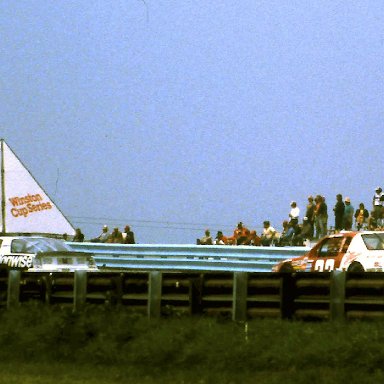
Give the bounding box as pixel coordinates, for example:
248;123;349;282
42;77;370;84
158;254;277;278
1;139;6;233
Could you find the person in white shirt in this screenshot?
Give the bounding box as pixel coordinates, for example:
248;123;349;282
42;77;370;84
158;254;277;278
261;221;278;246
289;201;300;225
90;225;110;243
372;187;383;222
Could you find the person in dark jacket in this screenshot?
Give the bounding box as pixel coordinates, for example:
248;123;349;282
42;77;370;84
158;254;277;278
72;228;85;242
123;225;136;244
333;194;345;232
305;195;315;238
294;217;313;245
343;197;354;230
314;195;328;239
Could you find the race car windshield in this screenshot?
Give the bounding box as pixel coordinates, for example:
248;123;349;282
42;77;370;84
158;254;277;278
11;238;73;254
362;233;384;250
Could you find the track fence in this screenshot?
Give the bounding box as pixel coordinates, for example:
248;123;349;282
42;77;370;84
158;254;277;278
3;269;384;321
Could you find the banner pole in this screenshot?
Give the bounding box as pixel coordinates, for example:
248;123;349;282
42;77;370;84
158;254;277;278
1;139;6;233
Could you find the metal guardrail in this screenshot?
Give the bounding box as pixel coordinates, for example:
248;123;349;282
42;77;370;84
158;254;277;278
7;269;384;321
67;243;310;272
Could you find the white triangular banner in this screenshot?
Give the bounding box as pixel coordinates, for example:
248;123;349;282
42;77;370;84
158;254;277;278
1;140;75;235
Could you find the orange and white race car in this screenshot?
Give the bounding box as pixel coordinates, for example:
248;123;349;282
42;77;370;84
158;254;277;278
272;231;384;273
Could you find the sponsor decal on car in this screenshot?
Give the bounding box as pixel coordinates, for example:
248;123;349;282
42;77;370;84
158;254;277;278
291;257;313;272
0;255;33;268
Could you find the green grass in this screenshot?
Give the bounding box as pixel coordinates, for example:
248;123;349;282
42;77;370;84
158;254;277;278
0;303;384;383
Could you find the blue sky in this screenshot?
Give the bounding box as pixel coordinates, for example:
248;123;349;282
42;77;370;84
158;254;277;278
1;1;383;243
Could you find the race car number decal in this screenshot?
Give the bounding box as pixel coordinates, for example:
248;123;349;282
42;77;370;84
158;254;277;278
314;259;335;272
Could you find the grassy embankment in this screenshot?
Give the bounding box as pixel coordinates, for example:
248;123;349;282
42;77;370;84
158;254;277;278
0;303;383;383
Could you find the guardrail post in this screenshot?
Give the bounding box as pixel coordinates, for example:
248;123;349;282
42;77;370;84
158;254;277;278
148;271;162;319
232;272;248;321
113;273;124;305
74;271;87;312
190;275;203;314
43;274;52;304
330;270;346;321
280;273;295;319
7;270;21;309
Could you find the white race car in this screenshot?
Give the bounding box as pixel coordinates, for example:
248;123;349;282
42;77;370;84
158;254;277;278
272;231;384;273
0;236;98;272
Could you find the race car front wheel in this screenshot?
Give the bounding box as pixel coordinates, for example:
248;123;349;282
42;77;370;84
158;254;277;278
347;262;365;273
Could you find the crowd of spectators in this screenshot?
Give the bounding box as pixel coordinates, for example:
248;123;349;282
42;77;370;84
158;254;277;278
197;222;262;246
67;187;384;247
197;187;384;247
69;225;136;244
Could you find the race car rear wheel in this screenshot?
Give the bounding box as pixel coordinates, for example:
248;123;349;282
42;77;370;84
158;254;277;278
279;263;294;273
347;262;365;273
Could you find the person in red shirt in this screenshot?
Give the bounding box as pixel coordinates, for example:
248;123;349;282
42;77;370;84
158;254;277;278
247;230;261;246
233;222;250;245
